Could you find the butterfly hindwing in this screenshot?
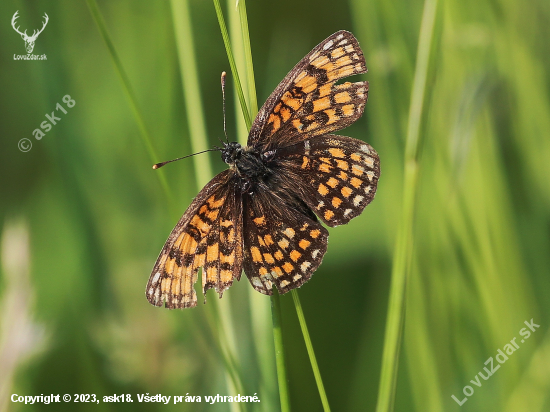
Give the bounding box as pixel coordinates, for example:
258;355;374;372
248;30;368;149
242;189;329;295
146;170;243;309
275;134;380;227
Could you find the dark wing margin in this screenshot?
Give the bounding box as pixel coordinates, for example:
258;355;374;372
275;134;380;227
242;188;329;295
146;170;243;309
248;30;368;149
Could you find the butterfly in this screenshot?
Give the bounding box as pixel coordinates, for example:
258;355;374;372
146;30;380;309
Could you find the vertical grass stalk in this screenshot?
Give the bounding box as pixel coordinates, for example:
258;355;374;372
291;290;331;411
375;0;438;411
213;2;292;409
215;1;331;409
271;288;291;412
237;0;258;117
228;2;278;410
213;0;251;128
170;1;246;409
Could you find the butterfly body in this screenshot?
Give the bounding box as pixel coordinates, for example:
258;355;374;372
222;142;274;194
147;31;380;309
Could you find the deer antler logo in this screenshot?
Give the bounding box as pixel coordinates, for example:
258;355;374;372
11;11;49;54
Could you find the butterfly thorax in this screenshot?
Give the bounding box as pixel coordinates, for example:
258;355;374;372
221;142;274;193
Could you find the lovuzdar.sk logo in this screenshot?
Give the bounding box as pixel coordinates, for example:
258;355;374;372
11;10;48;60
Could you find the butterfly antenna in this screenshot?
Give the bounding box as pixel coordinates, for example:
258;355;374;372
152;148;219;170
221;71;229;144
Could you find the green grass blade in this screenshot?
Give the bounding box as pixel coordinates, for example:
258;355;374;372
291;290;331;412
228;3;278;410
227;0;249;146
237;0;258;117
169;0;214;187
215;3;293;409
271;288;291;412
170;2;247;409
375;0;439;411
85;0;173;206
213;0;252;129
217;2;332;408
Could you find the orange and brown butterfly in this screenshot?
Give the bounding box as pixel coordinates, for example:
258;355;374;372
146;30;380;309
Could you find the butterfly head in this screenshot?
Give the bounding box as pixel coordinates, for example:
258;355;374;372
221;141;243;166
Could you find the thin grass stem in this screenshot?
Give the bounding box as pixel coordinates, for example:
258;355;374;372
237;0;258;117
170;1;247;408
375;0;438;411
291;290;331;411
271;288;291;412
216;2;332;409
213;3;292;410
213;0;252;129
85;0;173;207
228;3;278;410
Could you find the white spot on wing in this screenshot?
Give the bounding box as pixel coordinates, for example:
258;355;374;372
364;156;374;168
323;40;334;50
280;280;290;288
353;195;364;206
283;228;295;239
352;165;365;175
293;274;303;281
344;209;353;216
367;170;375;181
300;262;311;272
152;271;161;284
360;144;371;154
312;249;320;259
252;277;263;287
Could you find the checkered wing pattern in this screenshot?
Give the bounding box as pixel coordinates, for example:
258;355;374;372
276;135;380;227
148;30;378;308
248;30;368;149
146;170;243;309
242;189;329;295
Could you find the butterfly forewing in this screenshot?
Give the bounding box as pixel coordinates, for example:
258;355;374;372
146;170;243;309
248;30;368;149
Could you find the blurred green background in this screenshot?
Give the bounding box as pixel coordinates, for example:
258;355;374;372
1;0;550;411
